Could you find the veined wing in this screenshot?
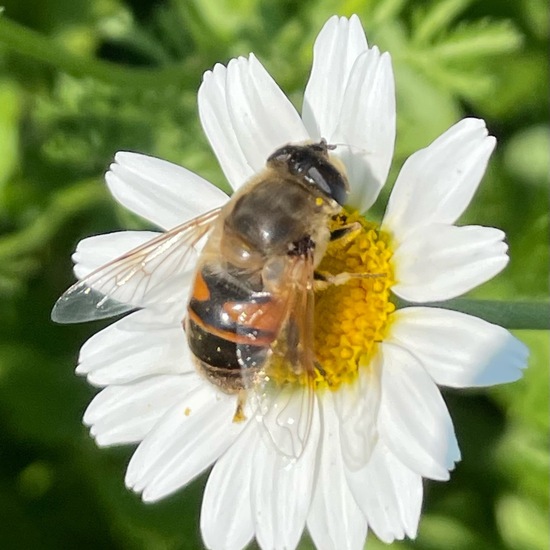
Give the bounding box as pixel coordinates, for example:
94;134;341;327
51;208;221;324
236;252;318;459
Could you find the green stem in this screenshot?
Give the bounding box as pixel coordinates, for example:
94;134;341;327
0;16;196;88
395;297;550;330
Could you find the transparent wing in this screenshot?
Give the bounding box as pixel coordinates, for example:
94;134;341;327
52;208;221;324
236;253;317;459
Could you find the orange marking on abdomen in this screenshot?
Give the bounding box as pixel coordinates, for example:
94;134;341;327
192;271;211;301
187;309;276;346
223;300;286;337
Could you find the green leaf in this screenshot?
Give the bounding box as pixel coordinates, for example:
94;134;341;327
412;0;473;45
0;16;196;88
495;425;549;507
496;495;550;550
0;79;21;190
393;63;461;158
369;0;406;28
475;50;548;120
416;514;487;550
430;19;523;61
504;125;550;188
0;179;108;292
491;331;550;432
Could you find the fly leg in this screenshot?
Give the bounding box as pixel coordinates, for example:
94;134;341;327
232;390;248;423
329;221;362;242
315;221;387;290
313;271;385;291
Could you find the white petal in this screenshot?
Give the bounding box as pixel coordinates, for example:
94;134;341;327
73;231;159;280
302;14;368;140
77;308;192;386
389;307;529;387
199;54;309;191
346;441;423;542
334;353;381;470
106;152;229;229
392;224;509;302
198;63;254;190
201;423;257;550
382;118;496;241
307;393;368;550
378;342;461;480
125;384;244;502
331;48;396;212
251;401;320;550
84;373;202;446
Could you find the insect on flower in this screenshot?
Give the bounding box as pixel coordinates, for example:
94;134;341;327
52;139;383;457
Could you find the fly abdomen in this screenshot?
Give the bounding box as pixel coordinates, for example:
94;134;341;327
186;264;284;391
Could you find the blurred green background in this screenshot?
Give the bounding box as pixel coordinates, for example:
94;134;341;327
0;0;548;549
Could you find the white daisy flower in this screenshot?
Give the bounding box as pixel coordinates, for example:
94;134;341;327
54;15;528;550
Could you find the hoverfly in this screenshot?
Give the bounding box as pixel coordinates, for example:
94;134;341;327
52;140;350;458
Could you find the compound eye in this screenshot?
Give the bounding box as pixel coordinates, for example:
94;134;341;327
267;145;312;176
289;153;310;175
267;145;293;165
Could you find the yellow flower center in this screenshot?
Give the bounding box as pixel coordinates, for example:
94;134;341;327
313;210;394;390
265;209;395;392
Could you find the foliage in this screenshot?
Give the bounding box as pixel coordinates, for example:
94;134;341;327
0;0;548;548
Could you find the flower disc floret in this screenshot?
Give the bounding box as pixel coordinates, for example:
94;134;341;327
313;210;395;390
